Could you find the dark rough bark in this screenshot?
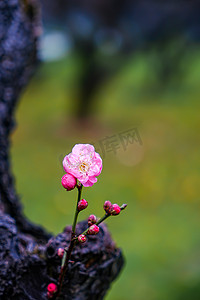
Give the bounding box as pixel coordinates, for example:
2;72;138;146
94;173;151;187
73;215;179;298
0;1;124;299
0;215;124;299
0;0;49;241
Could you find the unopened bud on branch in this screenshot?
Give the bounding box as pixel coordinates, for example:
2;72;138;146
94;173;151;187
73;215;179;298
78;234;87;243
111;204;121;215
78;199;88;211
47;283;57;298
103;200;112;213
57;248;64;258
61;173;77;191
88;214;97;226
87;224;99;235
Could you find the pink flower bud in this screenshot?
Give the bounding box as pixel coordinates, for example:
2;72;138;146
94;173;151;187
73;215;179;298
57;248;64;258
78;234;87;243
104;200;112;213
111;203;121;215
78;199;88;211
61;173;77;191
88;214;97;226
47;283;57;294
87;224;99;235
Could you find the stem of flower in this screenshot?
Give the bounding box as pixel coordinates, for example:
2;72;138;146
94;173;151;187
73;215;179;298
72;184;82;234
55;201;126;298
55;184;83;299
74;213;110;239
74;203;127;240
96;213;109;226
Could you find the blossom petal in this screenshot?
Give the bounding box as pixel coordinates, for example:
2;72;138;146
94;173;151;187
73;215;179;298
63;143;102;187
72;144;95;157
82;178;97;187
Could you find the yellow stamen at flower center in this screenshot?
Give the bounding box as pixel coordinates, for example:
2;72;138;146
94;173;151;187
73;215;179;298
79;162;89;173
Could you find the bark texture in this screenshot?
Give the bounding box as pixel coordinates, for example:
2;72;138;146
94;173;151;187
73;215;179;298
0;1;124;299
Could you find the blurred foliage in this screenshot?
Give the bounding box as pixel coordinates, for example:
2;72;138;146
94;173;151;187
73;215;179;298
11;49;200;300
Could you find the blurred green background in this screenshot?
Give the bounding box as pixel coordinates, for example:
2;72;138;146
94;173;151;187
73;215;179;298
10;48;200;300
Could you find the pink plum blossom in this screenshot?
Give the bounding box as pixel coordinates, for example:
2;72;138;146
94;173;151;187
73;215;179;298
63;144;102;187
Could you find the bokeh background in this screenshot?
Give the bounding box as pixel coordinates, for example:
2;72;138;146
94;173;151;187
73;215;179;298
11;1;200;300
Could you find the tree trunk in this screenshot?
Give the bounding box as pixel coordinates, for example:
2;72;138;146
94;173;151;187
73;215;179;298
0;1;124;299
